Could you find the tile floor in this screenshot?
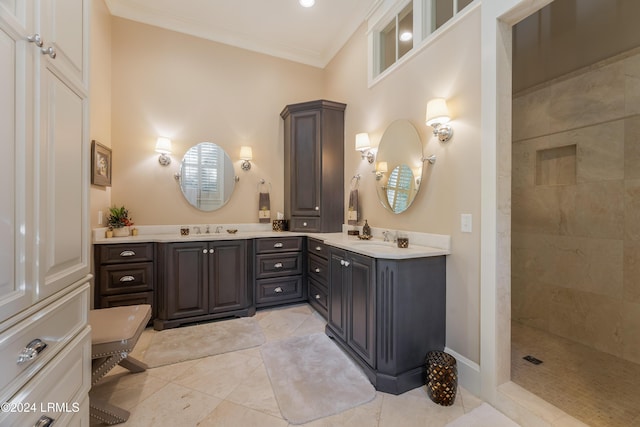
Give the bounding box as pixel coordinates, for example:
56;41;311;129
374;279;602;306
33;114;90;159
511;321;640;427
90;304;488;426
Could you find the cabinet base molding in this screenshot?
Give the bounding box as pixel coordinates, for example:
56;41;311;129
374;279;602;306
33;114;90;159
153;308;256;331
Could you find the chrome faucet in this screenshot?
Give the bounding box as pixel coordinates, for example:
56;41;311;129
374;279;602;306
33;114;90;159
205;225;210;234
383;231;391;242
215;226;223;234
193;226;201;234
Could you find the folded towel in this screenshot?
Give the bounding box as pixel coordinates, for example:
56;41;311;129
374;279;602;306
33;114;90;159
348;189;358;225
259;192;271;223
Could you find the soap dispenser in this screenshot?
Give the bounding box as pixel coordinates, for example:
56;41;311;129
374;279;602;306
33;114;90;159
362;220;371;237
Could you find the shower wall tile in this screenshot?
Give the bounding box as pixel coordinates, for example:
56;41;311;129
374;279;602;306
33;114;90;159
511;276;551;330
549;61;626;134
569;121;625;183
621;302;640;364
624;54;640;116
512;232;623;298
624;240;640;303
512;139;537;189
567;181;625;240
549;288;623;358
625;179;640;241
512;185;575;235
512;86;551;142
625;117;640;180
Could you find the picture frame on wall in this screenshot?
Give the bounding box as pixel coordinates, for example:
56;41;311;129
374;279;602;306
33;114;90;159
91;140;112;187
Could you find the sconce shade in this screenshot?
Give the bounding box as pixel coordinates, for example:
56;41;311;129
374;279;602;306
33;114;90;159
355;133;371;151
155;137;172;154
239;146;253;160
425;98;450;127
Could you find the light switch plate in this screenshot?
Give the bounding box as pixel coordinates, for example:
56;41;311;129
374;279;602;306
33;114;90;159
461;214;472;233
98;210;103;225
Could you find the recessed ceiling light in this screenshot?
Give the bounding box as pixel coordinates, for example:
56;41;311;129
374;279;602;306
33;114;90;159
399;32;413;42
299;0;315;7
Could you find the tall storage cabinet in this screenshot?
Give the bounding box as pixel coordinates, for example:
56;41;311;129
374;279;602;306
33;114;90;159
281;100;346;232
0;0;91;424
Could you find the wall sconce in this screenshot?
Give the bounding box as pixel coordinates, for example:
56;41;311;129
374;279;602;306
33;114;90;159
155;137;172;166
425;98;453;142
375;161;388;180
355;133;375;164
240;146;253;171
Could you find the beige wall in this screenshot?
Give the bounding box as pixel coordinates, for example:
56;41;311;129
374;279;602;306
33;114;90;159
324;7;482;363
109;18;324;225
512;49;640;364
90;0;112;228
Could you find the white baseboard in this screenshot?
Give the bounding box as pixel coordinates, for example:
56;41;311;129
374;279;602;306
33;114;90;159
445;347;481;396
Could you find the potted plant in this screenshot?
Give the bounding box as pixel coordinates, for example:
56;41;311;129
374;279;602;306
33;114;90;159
107;205;134;237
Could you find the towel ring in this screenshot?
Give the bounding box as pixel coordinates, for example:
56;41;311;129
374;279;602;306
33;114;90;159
257;179;272;193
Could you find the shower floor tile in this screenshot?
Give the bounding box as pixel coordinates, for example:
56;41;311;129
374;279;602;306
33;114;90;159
512;321;640;427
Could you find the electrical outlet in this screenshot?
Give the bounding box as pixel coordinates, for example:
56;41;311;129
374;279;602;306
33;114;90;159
98;210;103;225
461;214;472;233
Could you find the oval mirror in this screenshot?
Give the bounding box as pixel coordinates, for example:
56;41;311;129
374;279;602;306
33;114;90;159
375;120;423;214
177;142;236;211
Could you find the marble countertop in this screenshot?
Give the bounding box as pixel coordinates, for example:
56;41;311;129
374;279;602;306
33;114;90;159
93;224;450;260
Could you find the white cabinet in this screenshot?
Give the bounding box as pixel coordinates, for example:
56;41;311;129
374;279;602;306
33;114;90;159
0;0;90;423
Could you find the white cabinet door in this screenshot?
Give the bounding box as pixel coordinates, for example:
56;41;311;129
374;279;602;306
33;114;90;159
0;1;35;321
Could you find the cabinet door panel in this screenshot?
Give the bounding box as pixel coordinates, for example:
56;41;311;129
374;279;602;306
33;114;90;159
0;9;35;320
348;254;376;366
290;111;321;217
209;241;246;313
38;68;89;300
165;243;208;319
328;250;347;340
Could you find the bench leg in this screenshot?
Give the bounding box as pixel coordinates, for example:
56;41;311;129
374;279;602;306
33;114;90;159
118;355;148;373
90;397;130;425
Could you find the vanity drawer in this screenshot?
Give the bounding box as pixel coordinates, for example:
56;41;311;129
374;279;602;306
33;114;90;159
256;276;304;305
96;243;154;264
0;283;89;404
0;327;91;426
308;238;329;259
290;217;320;232
308;253;328;284
255;237;303;254
99;291;154;309
256;253;303;279
100;262;154;295
308;279;328;318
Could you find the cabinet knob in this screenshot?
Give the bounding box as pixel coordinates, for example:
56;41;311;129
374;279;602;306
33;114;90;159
27;33;43;47
274;242;284;248
274;287;283;293
34;416;55;427
202;249;208;254
17;339;48;365
314;268;321;273
120;250;136;257
315;294;321;300
340;259;345;266
315;206;319;211
303;222;308;227
274;262;283;269
344;261;350;267
41;46;56;59
119;275;135;282
209;249;214;254
315;246;322;251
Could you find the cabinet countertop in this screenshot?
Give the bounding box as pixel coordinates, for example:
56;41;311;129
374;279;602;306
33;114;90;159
93;230;449;260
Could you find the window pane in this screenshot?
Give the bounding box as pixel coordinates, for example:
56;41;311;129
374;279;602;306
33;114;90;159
379;19;397;73
398;3;413;59
457;0;473;13
434;0;453;30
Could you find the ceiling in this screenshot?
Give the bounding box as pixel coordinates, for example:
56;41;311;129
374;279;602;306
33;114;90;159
105;0;379;68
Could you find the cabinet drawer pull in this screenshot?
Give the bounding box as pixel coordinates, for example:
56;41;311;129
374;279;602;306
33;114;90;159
303;222;308;227
314;268;321;273
274;287;283;293
274;262;284;269
27;33;43;47
34;416;55;427
41;46;56;59
17;339;48;365
315;294;321;300
315;246;322;251
119;275;135;282
120;250;136;257
274;242;284;248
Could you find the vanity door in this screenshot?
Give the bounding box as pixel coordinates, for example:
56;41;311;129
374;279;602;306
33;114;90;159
161;242;209;320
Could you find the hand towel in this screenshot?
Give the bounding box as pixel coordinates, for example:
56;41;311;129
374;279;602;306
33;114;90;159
259;192;271;223
348;189;358;225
